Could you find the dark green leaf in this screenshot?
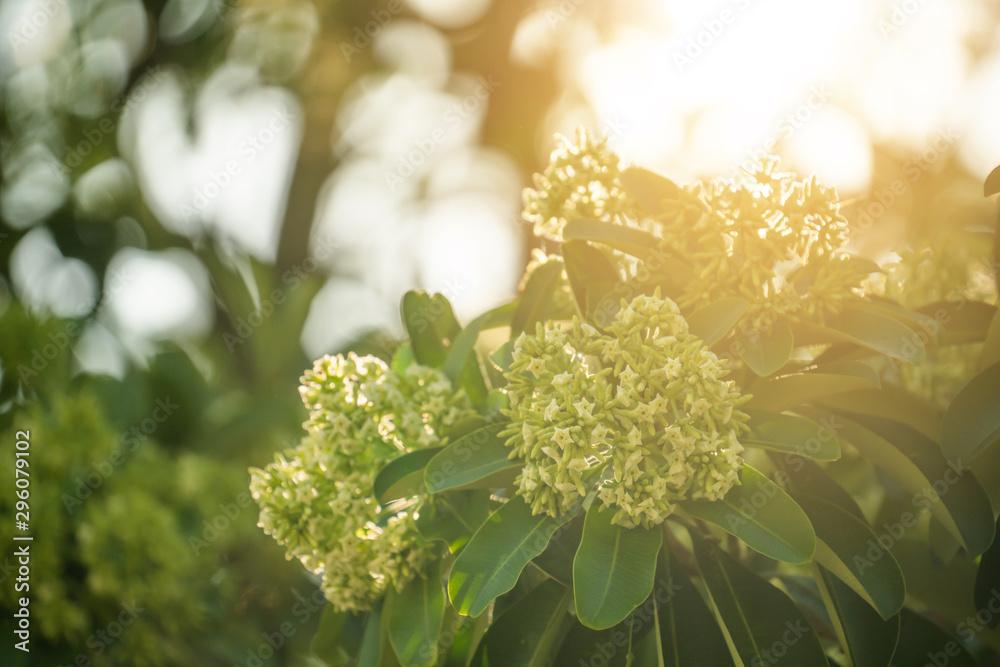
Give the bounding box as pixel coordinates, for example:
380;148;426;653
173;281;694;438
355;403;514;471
385;559;447;667
573;506;663;630
477;579;573;667
686;297;750;347
772;457;866;522
563;240;622;323
425;424;520;493
793;493;905;619
889;609;977;667
818;387;940;442
657;545;735;667
748;371;878;412
917;301;996;346
402;291;448;368
941;361;1000;464
357;602;391;667
416;492;493;553
449;497;573;617
443;302;517;381
619;165;683;213
975;518;1000;630
532;514;584;586
815;411;996;556
814;566;900;667
693;535;827;666
511;259;565;338
982;308;1000;370
311;607;349;667
680;465;816;563
744;409;841;461
374;448;443;504
737;319;794;377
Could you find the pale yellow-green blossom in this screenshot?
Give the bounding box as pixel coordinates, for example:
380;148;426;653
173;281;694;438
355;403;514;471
250;353;475;611
502;292;750;528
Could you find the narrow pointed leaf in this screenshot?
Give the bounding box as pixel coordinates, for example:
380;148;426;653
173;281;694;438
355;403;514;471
812;410;995;556
477;579;572;667
657;545;735;667
772;457;866;522
824;307;925;364
449;497;571;617
744;409;841;460
737;319;794;377
686;297;750;347
374;448;443;504
941;361;1000;464
819;387;940;442
573;506;663;630
693;536;827;666
748;371;878;412
386;559;447;667
561;218;664;261
814;565;900;667
425;424;520;493
680;465;815;563
793;493;905;619
563;240;622;322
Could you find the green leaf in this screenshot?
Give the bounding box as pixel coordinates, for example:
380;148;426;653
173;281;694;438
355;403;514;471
532;514;584;586
573;506;663;630
737;319;794;377
793;493;905;619
563;240;622;323
311;607;350;667
686;297;750;347
511;259;565;338
818;387;940;442
374;448;443;504
680;465;815;563
982;308;1000;370
975;518;1000;630
449;497;572;617
748;371;878;412
443;302;517;381
985;163;1000;196
823;307;925;364
941;361;1000;464
415;492;493;553
917;301;996;346
693;535;827;666
402;291;448;368
619;165;683;214
813;410;996;556
385;559;447;667
889;609;977;667
357;602;391;667
552;614;639;667
476;579;573;667
771;457;866;522
743;409;841;461
813;565;900;667
657;545;735;667
490;340;514;373
561;219;663;261
425;424;520;493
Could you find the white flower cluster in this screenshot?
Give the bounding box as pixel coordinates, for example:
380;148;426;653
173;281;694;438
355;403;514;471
502;293;750;528
250;353;475;611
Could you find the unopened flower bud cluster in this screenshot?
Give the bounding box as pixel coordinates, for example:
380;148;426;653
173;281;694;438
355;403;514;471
502;292;750;529
250;353;474;611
